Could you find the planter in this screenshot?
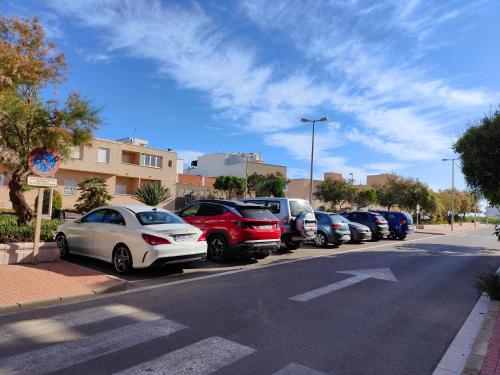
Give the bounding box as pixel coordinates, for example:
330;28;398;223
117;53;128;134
0;242;60;265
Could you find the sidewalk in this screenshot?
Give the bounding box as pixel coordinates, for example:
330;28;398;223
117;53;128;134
0;261;127;313
479;305;500;375
416;222;484;235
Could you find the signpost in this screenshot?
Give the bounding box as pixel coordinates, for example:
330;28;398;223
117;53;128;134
27;149;60;264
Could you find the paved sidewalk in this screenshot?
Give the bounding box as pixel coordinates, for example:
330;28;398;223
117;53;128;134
480;306;500;375
0;261;127;313
417;222;484;235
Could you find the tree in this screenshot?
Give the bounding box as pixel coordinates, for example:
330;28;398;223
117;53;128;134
34;188;62;214
246;173;266;197
0;16;101;224
353;187;377;209
254;173;287;197
75;177;112;213
315;179;354;210
132;183;171;206
453;109;500;205
213;176;246;199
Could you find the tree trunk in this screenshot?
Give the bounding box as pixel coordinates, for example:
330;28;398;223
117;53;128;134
8;170;33;225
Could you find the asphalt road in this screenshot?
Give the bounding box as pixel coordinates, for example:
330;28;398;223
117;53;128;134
1;228;499;375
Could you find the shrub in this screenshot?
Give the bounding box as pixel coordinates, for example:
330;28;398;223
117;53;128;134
75;176;112;213
474;267;500;300
132;183;171;206
0;215;63;243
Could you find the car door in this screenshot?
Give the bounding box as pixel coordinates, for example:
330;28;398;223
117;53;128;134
91;209;127;261
178;203;201;227
194;203;226;233
66;209;106;254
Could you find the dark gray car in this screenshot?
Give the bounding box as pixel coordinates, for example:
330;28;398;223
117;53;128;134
313;211;351;247
338;215;372;242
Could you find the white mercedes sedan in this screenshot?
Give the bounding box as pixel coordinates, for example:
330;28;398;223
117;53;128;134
54;205;207;274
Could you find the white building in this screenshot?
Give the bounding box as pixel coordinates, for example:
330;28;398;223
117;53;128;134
186;152;286;178
486;206;500;219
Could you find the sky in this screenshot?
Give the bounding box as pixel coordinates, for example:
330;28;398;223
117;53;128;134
3;0;500;190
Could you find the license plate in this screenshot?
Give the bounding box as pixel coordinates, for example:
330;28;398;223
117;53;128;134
173;234;196;242
259;225;273;230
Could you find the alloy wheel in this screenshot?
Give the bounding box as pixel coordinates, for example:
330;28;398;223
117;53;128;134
114;246;131;273
56;235;69;258
314;233;328;247
209;236;226;262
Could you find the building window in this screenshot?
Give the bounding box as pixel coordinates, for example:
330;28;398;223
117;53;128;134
98;148;110;163
63;179;77;195
0;173;5;186
70;146;83;160
115;184;128;194
168;160;173;167
140;153;162;168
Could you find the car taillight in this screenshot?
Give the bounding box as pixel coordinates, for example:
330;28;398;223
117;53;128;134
142;233;171;245
375;219;382;224
331;223;342;228
234;221;253;229
400;218;406;225
197;232;206;242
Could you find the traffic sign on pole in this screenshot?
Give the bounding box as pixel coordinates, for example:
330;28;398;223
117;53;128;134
28;148;60;177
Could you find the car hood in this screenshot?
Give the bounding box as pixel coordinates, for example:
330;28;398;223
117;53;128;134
349;222;370;231
142;223;200;235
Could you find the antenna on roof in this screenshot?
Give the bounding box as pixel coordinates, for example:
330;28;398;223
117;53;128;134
132;128;137;141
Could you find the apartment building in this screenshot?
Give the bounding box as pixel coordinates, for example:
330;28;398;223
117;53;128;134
186;152;286;179
0;137;178;211
287;172;343;209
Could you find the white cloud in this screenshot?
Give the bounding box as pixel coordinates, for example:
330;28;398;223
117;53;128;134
176;150;204;168
85;52;112;64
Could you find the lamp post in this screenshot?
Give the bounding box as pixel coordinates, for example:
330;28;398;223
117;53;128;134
442;158;458;231
301;117;329;204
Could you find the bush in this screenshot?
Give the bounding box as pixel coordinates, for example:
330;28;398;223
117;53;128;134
34;189;63;214
474;267;500;300
0;215;63;243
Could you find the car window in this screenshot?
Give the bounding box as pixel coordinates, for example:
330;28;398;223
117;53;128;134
358;212;368;221
136;211;184;225
266;201;280;214
375;214;386;222
289;200;314;217
197;203;226;216
103;209;126;225
81;209;107;223
238;208;276;220
329;214;343;223
338;215;350;224
179;203;200;217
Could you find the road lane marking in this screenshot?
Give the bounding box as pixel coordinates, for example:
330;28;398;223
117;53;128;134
113;336;255;375
273;363;329;375
290;268;398;302
0;229;486;317
0;318;187;375
0;304;162;344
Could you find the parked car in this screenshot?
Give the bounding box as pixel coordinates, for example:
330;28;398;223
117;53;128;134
54;205;207;274
337;215;372;242
239;197;317;250
370;210;414;240
341;211;390;241
177;200;281;262
313;211;351;247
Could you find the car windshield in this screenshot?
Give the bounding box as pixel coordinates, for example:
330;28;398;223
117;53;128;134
329;214;344;223
238;208;277;220
289;200;314;217
136;211;184;225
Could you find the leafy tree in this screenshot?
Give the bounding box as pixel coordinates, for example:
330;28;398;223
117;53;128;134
0;16;101;224
132;183;171;206
34;188;62;214
75;177;112;213
246;173;266;197
453;109;500;205
353;187;377;209
254;173;287;197
315;179;354;210
213;176;246;199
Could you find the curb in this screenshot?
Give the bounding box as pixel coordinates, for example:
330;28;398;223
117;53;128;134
462;301;500;374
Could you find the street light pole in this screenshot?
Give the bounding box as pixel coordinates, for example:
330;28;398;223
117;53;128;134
301;117;329;204
442;158;458;231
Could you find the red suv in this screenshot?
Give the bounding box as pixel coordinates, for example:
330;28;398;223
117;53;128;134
177;200;281;262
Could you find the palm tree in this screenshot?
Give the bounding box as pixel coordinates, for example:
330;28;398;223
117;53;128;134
133;183;171;206
75;176;112;213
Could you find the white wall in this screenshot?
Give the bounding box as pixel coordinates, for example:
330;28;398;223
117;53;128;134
187;153;247;178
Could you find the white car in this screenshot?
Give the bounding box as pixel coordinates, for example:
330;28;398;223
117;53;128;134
54;205;207;273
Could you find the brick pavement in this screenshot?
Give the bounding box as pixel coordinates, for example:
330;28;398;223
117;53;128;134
480;308;500;375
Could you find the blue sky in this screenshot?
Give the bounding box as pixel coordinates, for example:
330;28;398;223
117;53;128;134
3;0;500;190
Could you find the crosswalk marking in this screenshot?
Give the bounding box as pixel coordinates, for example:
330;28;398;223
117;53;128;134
273;363;329;375
114;336;256;375
0;318;187;375
0;304;162;344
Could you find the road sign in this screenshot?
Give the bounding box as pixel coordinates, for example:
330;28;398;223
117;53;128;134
289;268;398;302
28;148;60;177
27;176;58;187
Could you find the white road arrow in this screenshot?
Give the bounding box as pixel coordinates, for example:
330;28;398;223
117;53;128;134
289;268;398;302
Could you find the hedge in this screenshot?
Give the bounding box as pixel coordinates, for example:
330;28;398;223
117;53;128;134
0;215;63;243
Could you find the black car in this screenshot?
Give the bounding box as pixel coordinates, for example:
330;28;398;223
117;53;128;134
337;215;372;242
341;211;390;241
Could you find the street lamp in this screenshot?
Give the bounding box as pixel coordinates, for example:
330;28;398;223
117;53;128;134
301;117;329;203
442;158;458;231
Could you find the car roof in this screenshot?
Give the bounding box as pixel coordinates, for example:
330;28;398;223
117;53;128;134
314;211;341;215
106;205;170;214
195;199;264;208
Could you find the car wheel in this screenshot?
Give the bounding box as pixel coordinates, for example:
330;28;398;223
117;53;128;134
208;235;229;262
56;233;70;258
314;232;329;248
397;234;407;240
113;245;133;274
388;230;397;240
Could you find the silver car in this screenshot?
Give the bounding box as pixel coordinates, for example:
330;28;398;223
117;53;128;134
54;205;207;273
240;198;317;250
